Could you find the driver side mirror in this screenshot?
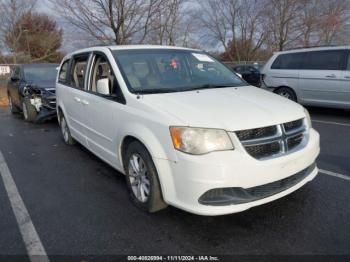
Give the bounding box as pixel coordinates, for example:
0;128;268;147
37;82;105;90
97;78;110;95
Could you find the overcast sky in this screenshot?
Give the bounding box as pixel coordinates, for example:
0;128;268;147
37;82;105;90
35;0;96;53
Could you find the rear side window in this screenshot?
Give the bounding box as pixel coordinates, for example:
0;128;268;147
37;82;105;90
69;54;90;89
271;53;305;70
304;50;343;70
59;60;69;83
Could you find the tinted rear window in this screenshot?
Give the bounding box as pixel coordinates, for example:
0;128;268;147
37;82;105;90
271;53;305;70
304;50;343;70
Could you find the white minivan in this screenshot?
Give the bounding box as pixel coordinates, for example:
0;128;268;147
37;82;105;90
261;46;350;109
56;45;320;216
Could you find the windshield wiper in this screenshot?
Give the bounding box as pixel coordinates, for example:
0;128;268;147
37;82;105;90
135;84;235;94
186;84;233;91
136;88;180;94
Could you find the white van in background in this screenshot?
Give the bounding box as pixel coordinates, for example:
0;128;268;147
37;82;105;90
261;46;350;109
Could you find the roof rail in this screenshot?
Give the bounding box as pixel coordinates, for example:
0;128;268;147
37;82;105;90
285;45;338;51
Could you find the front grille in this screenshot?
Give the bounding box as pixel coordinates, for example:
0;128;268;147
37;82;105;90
236;125;277;141
235;118;306;160
287;133;304;150
284;119;303;132
245;142;280;159
199;162;316;206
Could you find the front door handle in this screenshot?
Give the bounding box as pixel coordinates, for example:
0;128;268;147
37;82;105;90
325;74;336;78
344;76;350;79
74;97;81;103
81;100;89;105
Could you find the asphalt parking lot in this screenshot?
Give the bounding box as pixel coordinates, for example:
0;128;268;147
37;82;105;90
0;106;349;261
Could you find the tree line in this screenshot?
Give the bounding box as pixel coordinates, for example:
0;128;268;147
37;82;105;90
0;0;349;64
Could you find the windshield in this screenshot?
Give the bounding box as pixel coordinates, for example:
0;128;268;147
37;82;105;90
112;49;244;94
24;65;58;82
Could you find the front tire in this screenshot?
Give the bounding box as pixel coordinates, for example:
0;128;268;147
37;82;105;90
275;87;297;102
8;94;19;114
124;141;167;213
60;115;76;145
22;98;37;122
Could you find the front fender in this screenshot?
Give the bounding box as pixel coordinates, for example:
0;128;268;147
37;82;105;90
117;122;177;165
117;122;178;203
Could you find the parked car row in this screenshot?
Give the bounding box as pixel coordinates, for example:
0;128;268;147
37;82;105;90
6;45;320;216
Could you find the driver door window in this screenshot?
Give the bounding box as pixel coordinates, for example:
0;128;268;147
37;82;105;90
89;54;117;95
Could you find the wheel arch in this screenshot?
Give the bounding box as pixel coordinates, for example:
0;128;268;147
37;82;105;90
57;106;63;123
119;134;173;204
118;125;178;203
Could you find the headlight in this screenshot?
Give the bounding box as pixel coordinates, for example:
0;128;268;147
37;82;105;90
304;108;312;128
169;127;234;155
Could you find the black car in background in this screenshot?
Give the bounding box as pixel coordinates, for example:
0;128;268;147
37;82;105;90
233;64;261;87
7;63;58;123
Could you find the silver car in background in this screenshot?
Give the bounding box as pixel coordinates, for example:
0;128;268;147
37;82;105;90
261;46;350;109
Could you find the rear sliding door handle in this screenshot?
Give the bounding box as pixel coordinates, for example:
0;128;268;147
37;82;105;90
74;97;81;103
344;76;350;79
325;74;336;78
81;100;89;105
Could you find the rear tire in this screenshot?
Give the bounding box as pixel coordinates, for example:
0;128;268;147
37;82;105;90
22;98;37;122
275;87;297;102
8;94;19;114
124;141;167;213
60;114;76;145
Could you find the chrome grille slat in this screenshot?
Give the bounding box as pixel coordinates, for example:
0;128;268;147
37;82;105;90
235;118;307;160
284;126;305;136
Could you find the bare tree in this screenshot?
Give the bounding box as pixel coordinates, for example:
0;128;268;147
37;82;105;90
199;0;269;61
146;0;195;46
295;0;320;47
199;0;240;61
49;0;166;45
317;0;350;45
264;0;303;51
236;0;268;60
0;0;37;63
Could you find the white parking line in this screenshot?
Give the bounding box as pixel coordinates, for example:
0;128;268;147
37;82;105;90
0;151;49;262
319;169;350;181
312;119;350;127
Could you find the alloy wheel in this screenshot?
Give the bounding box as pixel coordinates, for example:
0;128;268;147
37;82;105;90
61;117;69;142
279;91;292;99
128;153;150;203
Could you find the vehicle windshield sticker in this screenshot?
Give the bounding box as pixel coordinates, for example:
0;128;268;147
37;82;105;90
170;59;177;69
192;53;214;62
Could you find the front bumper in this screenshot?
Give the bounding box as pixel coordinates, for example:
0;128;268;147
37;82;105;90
32;95;56;123
35;106;57;123
155;128;320;216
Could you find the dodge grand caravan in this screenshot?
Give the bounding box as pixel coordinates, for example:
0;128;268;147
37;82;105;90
56;45;320;216
261;46;350;109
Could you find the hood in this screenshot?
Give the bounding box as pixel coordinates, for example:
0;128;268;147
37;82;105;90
142;86;305;131
26;80;56;91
